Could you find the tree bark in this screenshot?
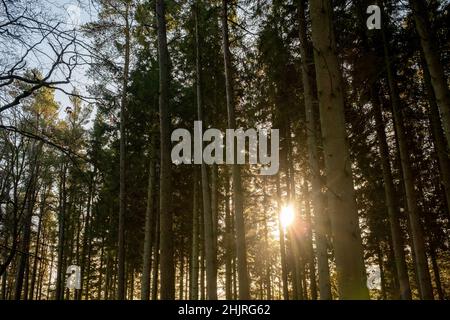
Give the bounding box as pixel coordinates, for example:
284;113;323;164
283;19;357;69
55;163;67;300
29;187;48;300
276;175;289;300
302;180;318;300
410;0;450;150
308;0;369;299
194;3;217;299
78;169;95;300
371;86;412;299
190;168;199;300
429;246;444;300
298;1;332;300
151;199;160;300
221;0;250;300
141;135;156;300
117;1;131;300
224;168;233;300
262;178;272;300
156;0;174;300
381;23;434;300
422;56;450;218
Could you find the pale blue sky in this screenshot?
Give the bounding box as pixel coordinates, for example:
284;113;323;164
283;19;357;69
38;0;98;120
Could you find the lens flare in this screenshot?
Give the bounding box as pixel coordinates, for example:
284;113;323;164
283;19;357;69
280;205;294;229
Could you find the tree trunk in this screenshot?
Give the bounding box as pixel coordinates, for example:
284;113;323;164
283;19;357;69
381;23;434;300
194;3;217;299
199;200;205;300
298;0;331;300
371;86;412;299
308;0;369;299
117;1;131;300
55;164;67;300
422;56;450;218
29;187;48;300
285;140;303;300
302;180;318;300
97;237;105;300
156;0;174;300
14;143;40;300
78;170;94;300
276;175;289;300
221;0;250;299
224;168;233;300
211;164;218;261
410;0;450;150
151;201;160;300
429;246;444;300
372;242;386;300
190;168;199;300
141;135;156;300
262;178;272;300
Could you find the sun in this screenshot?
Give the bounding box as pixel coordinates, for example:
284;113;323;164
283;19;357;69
280;205;295;229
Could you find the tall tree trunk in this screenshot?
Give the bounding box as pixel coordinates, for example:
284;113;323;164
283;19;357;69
117;1;131;300
381;23;434;300
151;195;160;300
371;87;412;299
179;253;184;300
97;236;105;300
199;200;205;300
29;187;47;300
156;0;174;300
308;0;369;299
262;178;272;300
284;140;303;300
79;170;94;300
194;3;217;299
211;164;218;262
36;238;46;300
221;0;250;299
84;208;94;300
298;0;331;300
224;168;233;300
410;0;450;149
379;245;388;300
14;144;40;300
0;234;7;299
276;175;289;300
429;246;444;300
55;164;67;300
141;135;156;300
46;246;54;299
302;180;318;300
190;168;199;300
422;56;450;217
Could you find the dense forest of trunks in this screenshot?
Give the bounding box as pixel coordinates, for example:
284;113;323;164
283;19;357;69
0;0;449;300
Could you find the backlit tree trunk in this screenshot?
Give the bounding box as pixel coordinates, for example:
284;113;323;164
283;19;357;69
221;0;250;299
141;135;156;300
381;24;433;300
410;0;450;150
117;1;131;300
308;0;369;299
298;0;332;300
371;86;412;300
194;3;217;299
156;0;174;300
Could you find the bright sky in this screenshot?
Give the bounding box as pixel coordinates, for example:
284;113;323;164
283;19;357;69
39;0;98;118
